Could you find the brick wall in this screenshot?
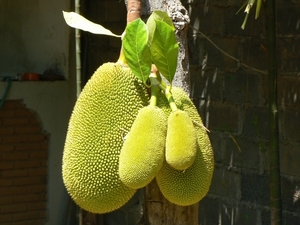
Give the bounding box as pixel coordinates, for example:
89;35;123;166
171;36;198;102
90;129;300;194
81;0;127;84
0;100;48;225
183;0;300;224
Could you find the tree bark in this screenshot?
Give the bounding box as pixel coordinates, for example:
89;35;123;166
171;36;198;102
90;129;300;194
144;0;191;94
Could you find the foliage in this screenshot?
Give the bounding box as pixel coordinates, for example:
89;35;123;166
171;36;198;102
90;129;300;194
63;10;179;86
237;0;263;29
122;19;152;83
122;11;178;84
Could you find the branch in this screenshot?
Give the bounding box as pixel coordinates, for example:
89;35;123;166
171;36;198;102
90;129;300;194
190;25;267;75
127;0;142;24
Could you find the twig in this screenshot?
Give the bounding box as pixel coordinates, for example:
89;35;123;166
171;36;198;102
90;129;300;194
228;133;241;152
190;25;268;75
192;120;210;132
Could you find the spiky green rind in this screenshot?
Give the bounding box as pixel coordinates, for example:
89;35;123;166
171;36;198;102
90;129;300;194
119;105;167;189
156;87;214;206
166;110;197;170
62;63;149;213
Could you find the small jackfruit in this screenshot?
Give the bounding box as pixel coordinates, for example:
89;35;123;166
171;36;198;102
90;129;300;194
156;87;214;206
165;109;197;170
62;62;149;213
119;105;167;189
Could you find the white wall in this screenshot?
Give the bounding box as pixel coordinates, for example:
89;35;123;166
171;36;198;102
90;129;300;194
0;0;77;224
0;0;70;78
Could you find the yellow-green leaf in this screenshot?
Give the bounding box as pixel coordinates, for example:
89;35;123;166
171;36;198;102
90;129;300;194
62;11;121;37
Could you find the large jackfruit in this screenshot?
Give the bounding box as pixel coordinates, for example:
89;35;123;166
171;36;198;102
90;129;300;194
62;62;149;213
119;105;167;189
156;87;214;206
165;109;197;170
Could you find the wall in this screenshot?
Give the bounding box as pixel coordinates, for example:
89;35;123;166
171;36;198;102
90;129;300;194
0;0;77;224
0;81;76;225
0;100;48;225
80;0;127;84
0;0;70;78
182;0;300;224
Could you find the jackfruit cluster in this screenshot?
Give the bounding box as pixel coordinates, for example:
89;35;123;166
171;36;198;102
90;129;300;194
63;62;214;213
118;105;167;189
156;87;214;206
62;62;149;213
116;86;214;206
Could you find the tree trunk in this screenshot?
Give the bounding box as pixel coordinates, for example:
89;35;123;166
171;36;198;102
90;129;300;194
144;0;191;94
142;180;199;225
137;1;198;224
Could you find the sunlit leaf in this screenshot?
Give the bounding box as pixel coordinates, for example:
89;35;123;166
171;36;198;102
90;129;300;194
62;11;121;37
123;19;152;83
151;20;178;84
147;10;175;46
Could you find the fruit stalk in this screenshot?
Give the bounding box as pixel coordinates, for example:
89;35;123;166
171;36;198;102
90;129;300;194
165;86;178;111
149;78;159;107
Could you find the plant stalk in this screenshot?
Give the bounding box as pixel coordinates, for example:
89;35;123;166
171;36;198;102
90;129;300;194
75;1;83;225
75;0;82;99
165;87;178;112
267;0;282;224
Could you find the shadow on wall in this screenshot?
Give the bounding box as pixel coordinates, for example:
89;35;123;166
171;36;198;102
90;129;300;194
183;0;300;224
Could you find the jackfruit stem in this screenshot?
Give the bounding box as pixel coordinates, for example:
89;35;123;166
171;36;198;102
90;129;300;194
150;64;177;110
150;85;159;107
165;86;178;111
159;81;167;92
117;47;127;66
149;72;160;107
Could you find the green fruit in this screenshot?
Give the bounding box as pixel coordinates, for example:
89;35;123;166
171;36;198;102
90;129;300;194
119;105;167;189
156;87;214;206
62;62;149;213
166;109;197;170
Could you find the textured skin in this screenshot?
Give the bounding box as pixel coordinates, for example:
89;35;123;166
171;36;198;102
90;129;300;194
156;87;214;206
119;106;167;189
166;110;197;170
62;63;149;213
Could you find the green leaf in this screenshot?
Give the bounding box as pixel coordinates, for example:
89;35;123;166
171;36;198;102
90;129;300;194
122;19;152;83
62;11;121;37
147;10;175;46
151;20;178;84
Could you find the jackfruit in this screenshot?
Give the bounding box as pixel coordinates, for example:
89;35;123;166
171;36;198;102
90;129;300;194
165;109;197;170
62;62;149;213
119;105;167;189
156;87;214;206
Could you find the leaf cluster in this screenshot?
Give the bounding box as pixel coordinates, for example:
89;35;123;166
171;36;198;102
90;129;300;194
122;11;178;85
62;10;179;108
62;10;178;86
